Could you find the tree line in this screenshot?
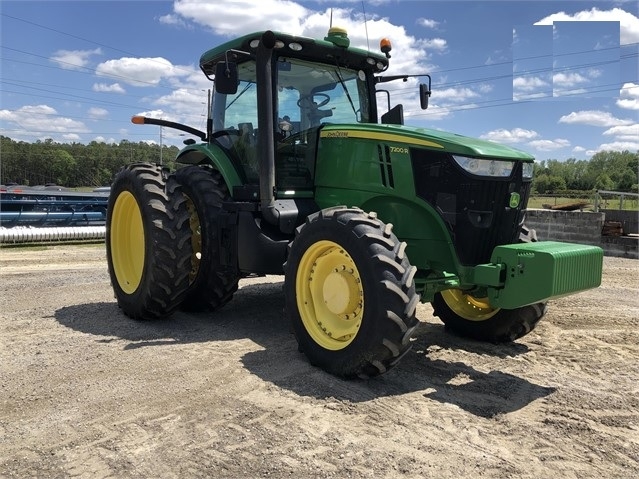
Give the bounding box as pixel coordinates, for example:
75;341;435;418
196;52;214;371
0;135;637;194
0;136;180;188
533;150;638;194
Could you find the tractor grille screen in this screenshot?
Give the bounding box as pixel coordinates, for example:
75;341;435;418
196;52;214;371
410;149;532;266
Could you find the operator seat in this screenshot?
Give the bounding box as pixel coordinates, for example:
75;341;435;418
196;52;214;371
233;122;258;182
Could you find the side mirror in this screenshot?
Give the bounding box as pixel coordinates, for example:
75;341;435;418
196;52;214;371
419;83;431;110
215;61;238;94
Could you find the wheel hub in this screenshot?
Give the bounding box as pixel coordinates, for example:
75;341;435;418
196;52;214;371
318;267;362;318
110;191;145;295
441;289;499;321
297;241;364;350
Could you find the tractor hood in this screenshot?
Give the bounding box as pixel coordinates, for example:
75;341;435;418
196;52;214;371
320;124;535;160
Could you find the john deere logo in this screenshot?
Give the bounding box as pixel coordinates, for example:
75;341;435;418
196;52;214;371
509;192;521;208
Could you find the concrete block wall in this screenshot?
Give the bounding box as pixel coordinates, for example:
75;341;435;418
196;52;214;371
524;209;605;246
600;235;639;259
601;209;639;235
524;208;638;259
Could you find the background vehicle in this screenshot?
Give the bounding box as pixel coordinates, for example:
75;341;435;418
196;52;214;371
106;28;603;378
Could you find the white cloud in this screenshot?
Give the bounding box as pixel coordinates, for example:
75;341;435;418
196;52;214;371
572;146;586;153
173;0;310;36
134;109;174;122
171;1;435;76
587;68;603;79
417;18;439;29
590;140;639;154
558;110;635;127
158;14;190;28
50;48;102;70
95;57;192;87
423;38;447;52
62;134;81;142
534;7;639;45
480;128;539;144
513;76;549;91
527;139;571;151
617;82;639;110
92;136;117;144
93;83;126;94
0;104;89;134
435;87;480;103
0;104;55;118
410;105;451;121
153;88;210;124
553;72;588;87
513;76;551;100
553;69;607;96
88;107;109;119
603;124;639;141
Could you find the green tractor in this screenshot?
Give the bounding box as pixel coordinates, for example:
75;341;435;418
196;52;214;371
106;28;603;378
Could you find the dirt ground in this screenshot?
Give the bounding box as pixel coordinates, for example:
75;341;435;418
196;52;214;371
0;243;638;479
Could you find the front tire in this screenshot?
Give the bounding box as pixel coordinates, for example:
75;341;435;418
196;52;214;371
432;223;547;342
284;207;420;378
432;292;547;342
106;163;192;319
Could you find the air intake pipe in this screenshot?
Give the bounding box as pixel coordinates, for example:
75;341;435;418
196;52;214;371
255;31;278;226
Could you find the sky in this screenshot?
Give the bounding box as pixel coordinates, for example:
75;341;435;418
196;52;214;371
0;0;638;161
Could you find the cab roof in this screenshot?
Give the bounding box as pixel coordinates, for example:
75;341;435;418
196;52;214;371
199;30;389;77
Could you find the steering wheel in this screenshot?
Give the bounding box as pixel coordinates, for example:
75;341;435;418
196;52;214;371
210;129;242;148
211;129;242;139
297;93;330;108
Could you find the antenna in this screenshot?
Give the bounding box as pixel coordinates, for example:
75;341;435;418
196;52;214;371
329;8;333;28
362;1;370;52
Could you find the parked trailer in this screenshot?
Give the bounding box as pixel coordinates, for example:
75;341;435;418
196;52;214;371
0;188;109;227
0;226;106;244
0;187;109;244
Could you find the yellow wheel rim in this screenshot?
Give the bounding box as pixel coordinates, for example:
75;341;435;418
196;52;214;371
296;240;364;350
110;191;145;294
441;289;500;321
186;197;202;284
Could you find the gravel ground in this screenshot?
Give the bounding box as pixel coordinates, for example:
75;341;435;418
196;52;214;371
1;243;638;478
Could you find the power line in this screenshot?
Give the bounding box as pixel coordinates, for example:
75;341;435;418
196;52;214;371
1;11;636;144
0;13;197;76
0;46;188;91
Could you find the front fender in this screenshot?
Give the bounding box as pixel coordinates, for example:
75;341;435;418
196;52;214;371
361;194;460;274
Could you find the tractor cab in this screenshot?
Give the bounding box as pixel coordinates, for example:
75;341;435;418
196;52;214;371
199;29;428;197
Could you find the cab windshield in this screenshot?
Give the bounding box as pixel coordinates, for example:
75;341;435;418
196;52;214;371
210;57;370;187
276;57;370;134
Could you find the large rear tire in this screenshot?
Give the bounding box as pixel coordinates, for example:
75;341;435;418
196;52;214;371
106;163;192;319
173;166;239;312
284;207;420;378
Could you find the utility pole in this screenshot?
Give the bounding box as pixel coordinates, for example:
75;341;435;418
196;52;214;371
159;125;163;166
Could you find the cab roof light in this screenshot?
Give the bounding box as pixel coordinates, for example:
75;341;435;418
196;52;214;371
380;38;392;58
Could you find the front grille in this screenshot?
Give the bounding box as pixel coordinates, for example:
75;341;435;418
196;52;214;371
411;149;531;266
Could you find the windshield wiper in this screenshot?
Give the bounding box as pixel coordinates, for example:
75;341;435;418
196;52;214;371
332;64;358;119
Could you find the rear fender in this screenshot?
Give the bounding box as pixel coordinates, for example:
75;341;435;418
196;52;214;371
175;144;243;190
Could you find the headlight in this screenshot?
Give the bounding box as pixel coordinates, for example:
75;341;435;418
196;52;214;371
452;155;514;178
522;162;534;180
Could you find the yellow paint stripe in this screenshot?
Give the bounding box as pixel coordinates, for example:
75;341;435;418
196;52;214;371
320;129;444;149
